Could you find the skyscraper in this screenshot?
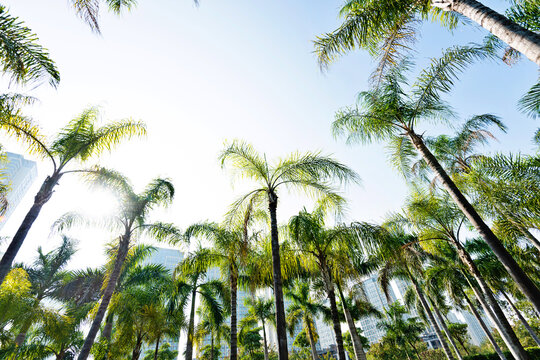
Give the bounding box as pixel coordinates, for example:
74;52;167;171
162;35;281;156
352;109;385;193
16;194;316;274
0;152;37;231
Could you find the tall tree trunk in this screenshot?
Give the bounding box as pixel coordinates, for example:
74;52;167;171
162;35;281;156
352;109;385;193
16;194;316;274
463;292;507;360
0;174;59;285
408;131;540;315
99;313;114;360
230;272;238;360
77;234;130;360
268;192;288;360
306;318;320;360
336;284;367;360
153;335;161;360
321;266;346;360
409;274;455;360
211;332;214;360
501;290;540;347
431;0;540;65
262;320;270;360
131;335;143;360
454;243;528;360
185;288;198;360
429;297;464;360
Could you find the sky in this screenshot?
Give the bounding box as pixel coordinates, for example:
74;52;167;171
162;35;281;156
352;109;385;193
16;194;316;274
0;0;538;270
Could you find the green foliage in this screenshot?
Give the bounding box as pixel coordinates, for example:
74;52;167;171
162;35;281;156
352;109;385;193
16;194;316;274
463;347;540;360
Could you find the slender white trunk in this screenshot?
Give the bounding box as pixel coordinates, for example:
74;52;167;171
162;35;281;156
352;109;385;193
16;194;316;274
432;0;540;65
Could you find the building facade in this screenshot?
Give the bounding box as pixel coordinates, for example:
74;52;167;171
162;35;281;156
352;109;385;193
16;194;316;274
141;247;184;357
0;152;37;231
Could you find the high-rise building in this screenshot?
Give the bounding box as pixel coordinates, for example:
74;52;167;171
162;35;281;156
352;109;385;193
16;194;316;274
357;275;441;349
141;247;184;357
0;152;37;230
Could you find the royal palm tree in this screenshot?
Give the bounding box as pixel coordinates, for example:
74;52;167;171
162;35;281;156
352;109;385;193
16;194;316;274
244;296;275;360
53;168;179;360
331;48;540;316
285;281;325;360
314;0;540;66
172;247;227;360
219;140;359;360
0;108;146;286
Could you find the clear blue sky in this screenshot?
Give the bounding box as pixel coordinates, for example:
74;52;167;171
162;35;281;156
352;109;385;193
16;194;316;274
1;0;537;268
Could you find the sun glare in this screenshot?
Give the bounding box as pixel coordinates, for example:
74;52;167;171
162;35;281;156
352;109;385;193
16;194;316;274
74;189;119;220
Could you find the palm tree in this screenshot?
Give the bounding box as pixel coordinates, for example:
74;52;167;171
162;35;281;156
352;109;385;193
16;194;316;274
0;6;60;87
193;302;229;360
424;251;507;359
463;154;540;252
287;205;377;360
54;168;179;360
376;230;456;360
184;221;256;360
219;140;359;360
0;108;146;286
334;283;381;360
172;247;228;360
331;48;540;316
314;0;540;67
377;302;425;359
397;191;528;359
244;296;275;360
12;236;76;346
285;281;325;360
0;303;91;360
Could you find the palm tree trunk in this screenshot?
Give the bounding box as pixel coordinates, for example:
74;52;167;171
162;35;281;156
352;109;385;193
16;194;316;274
336;284;367;360
321;267;346;360
432;0;540;65
102;312;114;341
463;291;507;360
77;234;130;360
407;339;421;359
230;272;238;360
408;131;540;315
153;334;161;360
501;290;540;347
306;319;320;360
409;274;454;360
211;332;214;360
268;192;289;360
131;335;143;360
429;297;464;360
262;320;270;360
0;175;59;285
100;313;114;360
454;244;528;360
185;288;198;360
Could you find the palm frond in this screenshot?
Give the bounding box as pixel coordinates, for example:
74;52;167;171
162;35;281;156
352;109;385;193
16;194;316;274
412;45;495;118
219;140;270;185
0;6;60;86
518;78;539;119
